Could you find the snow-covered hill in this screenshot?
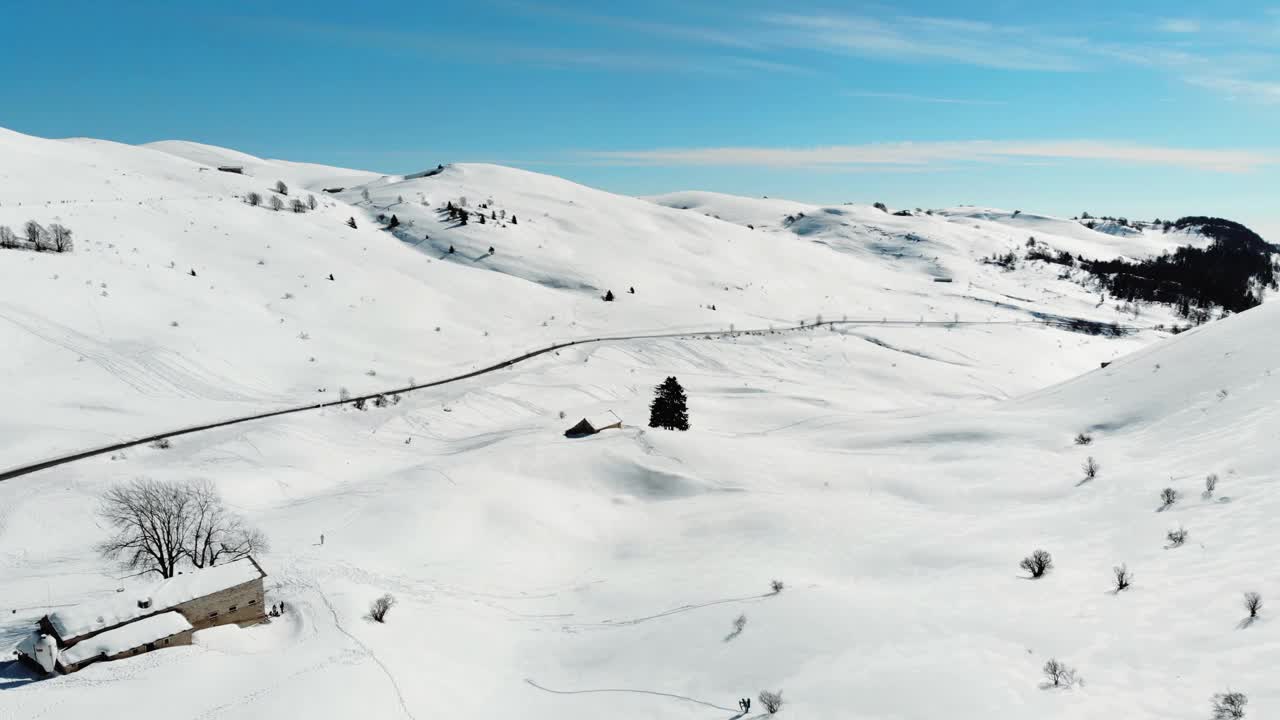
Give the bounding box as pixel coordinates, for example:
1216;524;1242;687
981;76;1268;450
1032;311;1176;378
2;127;1274;720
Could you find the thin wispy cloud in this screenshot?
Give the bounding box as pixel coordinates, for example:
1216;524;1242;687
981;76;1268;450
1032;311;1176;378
585;140;1277;173
1187;76;1280;103
845;91;1006;105
761;13;1084;72
1158;19;1202;33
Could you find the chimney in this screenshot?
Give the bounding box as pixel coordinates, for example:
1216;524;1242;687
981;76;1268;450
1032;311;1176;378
137;597;152;610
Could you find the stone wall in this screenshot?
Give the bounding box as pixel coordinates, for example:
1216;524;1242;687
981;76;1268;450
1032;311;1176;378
173;578;266;631
62;628;194;674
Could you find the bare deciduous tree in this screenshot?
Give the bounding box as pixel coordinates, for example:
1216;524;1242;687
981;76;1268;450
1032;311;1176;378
758;689;783;714
307;194;317;210
1042;659;1078;688
1074;432;1093;445
274;180;288;195
186;479;269;569
770;579;785;594
290;198;306;213
25;220;47;251
269;195;284;211
1212;691;1248;719
361;188;371;203
0;225;18;249
1020;549;1053;578
1113;563;1133;592
96;479;198;579
369;593;396;623
48;223;73;253
246;191;262;207
1160;487;1179;508
1166;527;1188;548
1244;592;1262;619
96;478;267;578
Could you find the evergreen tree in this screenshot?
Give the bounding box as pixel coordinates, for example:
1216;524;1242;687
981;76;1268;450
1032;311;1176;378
511;215;517;225
603;290;615;301
388;215;400;228
648;376;689;431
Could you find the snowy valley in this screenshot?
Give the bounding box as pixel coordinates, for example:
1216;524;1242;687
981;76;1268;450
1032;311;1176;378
2;126;1278;719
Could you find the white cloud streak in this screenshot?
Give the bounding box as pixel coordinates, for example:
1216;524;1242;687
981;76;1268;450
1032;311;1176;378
585;140;1277;173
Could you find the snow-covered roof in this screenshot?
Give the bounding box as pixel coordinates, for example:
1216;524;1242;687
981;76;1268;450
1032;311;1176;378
59;612;192;667
48;558;265;641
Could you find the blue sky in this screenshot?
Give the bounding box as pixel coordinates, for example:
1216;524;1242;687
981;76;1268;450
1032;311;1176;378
7;0;1280;237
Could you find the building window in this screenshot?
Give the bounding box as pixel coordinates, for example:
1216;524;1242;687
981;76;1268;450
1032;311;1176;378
208;611;218;619
248;599;256;605
229;606;237;612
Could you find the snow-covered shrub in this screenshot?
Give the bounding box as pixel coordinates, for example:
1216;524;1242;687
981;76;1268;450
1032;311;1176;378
1244;592;1263;619
770;579;785;594
1204;473;1219;499
369;594;396;623
1160;487;1179;508
150;438;172;450
1074;432;1093;445
1113;563;1132;592
1082;456;1099;481
759;689;783;714
1166;527;1188;547
1020;549;1053;579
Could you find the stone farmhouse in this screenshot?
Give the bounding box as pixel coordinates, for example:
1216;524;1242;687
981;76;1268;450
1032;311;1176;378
16;557;267;674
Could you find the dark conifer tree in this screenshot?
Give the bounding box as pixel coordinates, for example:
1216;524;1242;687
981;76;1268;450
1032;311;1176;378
648;376;689;431
603;290;615;301
511;215;517;225
346;217;357;229
388;215;400;228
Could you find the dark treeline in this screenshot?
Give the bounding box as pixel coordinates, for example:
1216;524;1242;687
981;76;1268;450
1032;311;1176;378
1082;217;1276;317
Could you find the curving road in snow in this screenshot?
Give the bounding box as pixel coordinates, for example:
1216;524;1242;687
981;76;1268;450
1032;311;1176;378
0;316;1139;484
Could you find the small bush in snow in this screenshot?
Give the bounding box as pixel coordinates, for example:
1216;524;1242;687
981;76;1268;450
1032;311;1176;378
373;394;388;408
1021;549;1053;578
1212;691;1248;719
770;579;785;594
150;438;172;450
1166;527;1188;548
1160;487;1179;508
354;397;367;411
338;387;351;402
1113;563;1132;592
274;180;288;195
1244;592;1263;619
1074;432;1093;445
873;202;888;212
758;689;784;714
1082;456;1099;481
725;613;747;641
369;593;395;623
1042;659;1078;688
1204;473;1219;499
